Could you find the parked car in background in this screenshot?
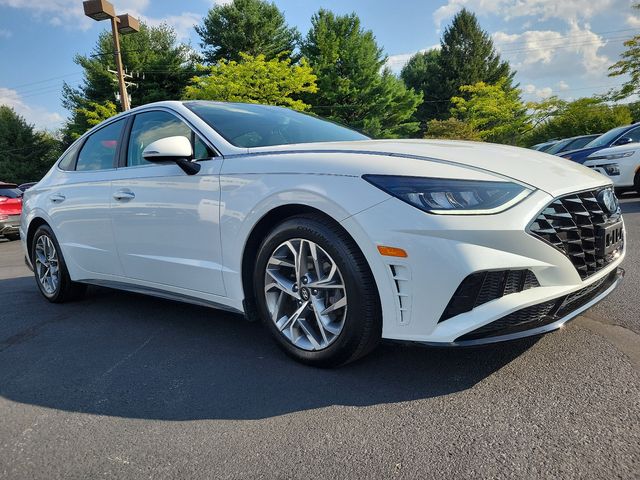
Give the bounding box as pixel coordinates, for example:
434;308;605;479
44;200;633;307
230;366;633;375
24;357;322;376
18;182;38;192
561;123;640;163
19;101;626;366
530;140;559;152
0;182;23;241
545;134;600;156
583;143;640;194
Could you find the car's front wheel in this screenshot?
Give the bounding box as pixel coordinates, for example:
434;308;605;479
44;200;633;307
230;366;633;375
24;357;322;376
31;224;86;303
254;215;381;367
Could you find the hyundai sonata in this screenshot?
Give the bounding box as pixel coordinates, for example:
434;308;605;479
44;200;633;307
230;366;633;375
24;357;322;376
20;101;625;366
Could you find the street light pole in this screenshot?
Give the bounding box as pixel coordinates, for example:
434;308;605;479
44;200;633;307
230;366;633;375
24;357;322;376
83;0;140;112
109;15;129;110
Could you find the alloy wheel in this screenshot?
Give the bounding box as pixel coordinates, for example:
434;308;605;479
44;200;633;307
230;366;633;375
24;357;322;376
264;239;348;351
35;235;60;295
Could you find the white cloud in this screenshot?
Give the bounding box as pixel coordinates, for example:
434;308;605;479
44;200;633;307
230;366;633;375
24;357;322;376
626;14;640;27
0;0;165;31
433;0;616;27
139;12;200;41
557;80;569;91
492;21;609;78
0;28;11;38
0;87;64;130
523;84;553;99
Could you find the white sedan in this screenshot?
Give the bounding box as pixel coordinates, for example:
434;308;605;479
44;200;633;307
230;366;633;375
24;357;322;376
20;101;626;366
583;143;640;194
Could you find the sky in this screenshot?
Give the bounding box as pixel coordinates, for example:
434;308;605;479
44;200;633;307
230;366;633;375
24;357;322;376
0;0;638;131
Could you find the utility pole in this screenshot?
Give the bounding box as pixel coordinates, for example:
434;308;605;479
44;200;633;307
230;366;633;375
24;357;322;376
110;15;129;110
83;1;140;111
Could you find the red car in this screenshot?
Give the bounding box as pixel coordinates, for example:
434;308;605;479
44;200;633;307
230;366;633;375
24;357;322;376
0;182;22;241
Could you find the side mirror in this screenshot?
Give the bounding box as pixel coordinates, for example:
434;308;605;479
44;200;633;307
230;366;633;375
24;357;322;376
142;136;201;175
614;136;634;146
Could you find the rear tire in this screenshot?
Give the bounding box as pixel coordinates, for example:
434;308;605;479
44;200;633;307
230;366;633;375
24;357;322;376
31;224;86;303
634;170;640;195
253;214;381;367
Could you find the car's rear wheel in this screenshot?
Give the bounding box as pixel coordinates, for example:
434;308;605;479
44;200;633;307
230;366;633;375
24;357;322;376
634;170;640;195
31;225;86;303
254;215;381;367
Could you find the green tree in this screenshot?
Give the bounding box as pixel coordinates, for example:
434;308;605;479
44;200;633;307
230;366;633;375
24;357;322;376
184;53;317;111
62;100;118;144
525;97;632;146
450;78;527;144
0;106;61;184
301;9;421;138
400;49;446;129
196;0;299;64
423;118;481;141
62;23;197;144
412;9;515;122
608;3;640;99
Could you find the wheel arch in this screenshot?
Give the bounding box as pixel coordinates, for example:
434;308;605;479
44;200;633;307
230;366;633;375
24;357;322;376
26;216;49;259
239;204;380;321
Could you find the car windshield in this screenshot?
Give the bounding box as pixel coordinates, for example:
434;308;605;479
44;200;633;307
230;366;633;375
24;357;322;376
545;139;572;154
585;126;628;148
185;102;369;148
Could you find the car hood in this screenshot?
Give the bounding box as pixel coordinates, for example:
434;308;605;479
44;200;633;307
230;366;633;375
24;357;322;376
248;139;609;197
559;146;605;163
585;142;640;158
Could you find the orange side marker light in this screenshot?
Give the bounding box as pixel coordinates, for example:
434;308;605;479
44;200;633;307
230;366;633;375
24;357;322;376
377;246;408;258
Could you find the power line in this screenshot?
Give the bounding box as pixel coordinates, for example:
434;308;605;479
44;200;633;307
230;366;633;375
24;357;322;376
6;72;83;91
499;35;632;55
493;27;637;49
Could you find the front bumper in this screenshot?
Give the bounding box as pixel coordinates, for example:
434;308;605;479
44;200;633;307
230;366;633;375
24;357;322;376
341;188;626;344
583;159;637;188
0;215;21;238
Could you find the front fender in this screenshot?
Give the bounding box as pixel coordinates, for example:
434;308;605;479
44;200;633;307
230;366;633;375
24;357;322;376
219;173;389;302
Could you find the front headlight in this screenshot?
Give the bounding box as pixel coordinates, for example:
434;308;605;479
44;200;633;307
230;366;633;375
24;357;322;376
589;151;634;161
363;175;533;215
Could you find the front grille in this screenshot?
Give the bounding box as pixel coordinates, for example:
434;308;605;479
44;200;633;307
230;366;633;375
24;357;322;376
439;269;539;322
456;270;620;342
527;188;622;279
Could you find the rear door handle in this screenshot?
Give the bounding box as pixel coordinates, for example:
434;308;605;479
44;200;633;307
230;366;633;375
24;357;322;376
113;190;135;201
49;194;66;203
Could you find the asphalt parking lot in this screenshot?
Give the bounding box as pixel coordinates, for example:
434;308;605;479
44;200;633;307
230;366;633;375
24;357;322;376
0;196;639;479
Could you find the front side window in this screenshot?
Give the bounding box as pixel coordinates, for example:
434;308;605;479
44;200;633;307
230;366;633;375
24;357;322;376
75;119;125;171
624;127;640;143
127;111;212;167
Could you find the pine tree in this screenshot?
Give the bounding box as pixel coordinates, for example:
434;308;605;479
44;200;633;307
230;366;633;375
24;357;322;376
400;49;445;130
402;9;516;124
196;0;300;64
301;9;421;138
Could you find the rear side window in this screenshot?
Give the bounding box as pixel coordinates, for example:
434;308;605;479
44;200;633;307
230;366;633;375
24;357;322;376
75;119;125;171
58;141;82;171
0;187;22;198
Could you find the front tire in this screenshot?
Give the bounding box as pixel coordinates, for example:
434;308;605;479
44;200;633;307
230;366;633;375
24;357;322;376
254;215;381;367
31;225;86;303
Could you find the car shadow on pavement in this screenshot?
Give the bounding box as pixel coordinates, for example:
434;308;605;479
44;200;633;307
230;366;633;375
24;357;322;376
0;276;537;421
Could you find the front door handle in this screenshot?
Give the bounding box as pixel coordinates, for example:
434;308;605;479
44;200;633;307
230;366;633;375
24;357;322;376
113;190;135;201
49;193;66;203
